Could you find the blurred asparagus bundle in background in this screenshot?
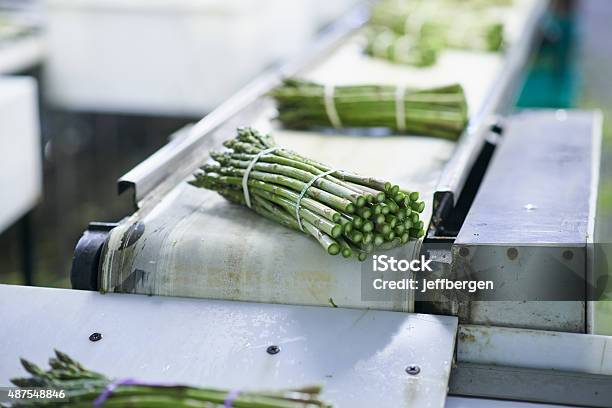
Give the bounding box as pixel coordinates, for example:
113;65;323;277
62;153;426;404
365;0;509;66
0;18;36;43
5;350;331;407
190;128;427;261
364;26;438;67
270;79;468;139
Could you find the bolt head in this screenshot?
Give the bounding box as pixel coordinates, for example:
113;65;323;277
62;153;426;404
89;332;103;342
459;247;470;257
405;364;421;375
507;247;519;260
266;345;280;355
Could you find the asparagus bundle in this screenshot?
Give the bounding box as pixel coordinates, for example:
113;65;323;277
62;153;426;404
370;0;505;52
5;350;331;408
363;26;438;67
0;19;35;43
270;79;468;139
189;128;426;261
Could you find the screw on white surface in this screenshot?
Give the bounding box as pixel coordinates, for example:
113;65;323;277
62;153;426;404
405;365;421;375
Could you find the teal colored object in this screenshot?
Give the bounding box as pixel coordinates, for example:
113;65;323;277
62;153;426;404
516;11;579;108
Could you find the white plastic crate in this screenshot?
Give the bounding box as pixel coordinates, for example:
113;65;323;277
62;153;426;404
43;0;317;116
0;76;41;232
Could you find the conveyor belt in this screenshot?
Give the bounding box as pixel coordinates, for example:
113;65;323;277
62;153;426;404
81;0;548;310
100;127;453;311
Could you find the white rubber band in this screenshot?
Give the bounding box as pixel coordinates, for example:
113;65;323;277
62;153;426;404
295;170;336;231
242;147;277;208
395;84;407;132
324;84;343;129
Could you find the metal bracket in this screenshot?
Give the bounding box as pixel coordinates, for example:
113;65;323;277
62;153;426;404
451;324;612;407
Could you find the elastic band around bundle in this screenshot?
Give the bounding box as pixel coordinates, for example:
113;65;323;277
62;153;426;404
242;147;278;208
94;379;240;407
224;390;242;408
93;379;182;407
395;84;407;132
324;84;343;129
295;170;336;231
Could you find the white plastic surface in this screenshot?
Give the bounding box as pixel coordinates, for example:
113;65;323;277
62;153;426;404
0;284;458;408
0;77;41;232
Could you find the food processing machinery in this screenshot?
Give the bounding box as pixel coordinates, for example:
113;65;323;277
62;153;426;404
2;1;611;407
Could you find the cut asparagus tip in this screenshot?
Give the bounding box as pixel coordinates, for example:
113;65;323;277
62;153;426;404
374;234;385;246
331;224;343;238
359;208;373;220
356;196;367;207
374;214;386;225
352;231;364;243
409;191;420;201
342;248;353;258
377;224;391;235
416;201;426;213
358;252;368;262
410;228;425;239
328;243;341;256
385;200;399;213
397;209;407;221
